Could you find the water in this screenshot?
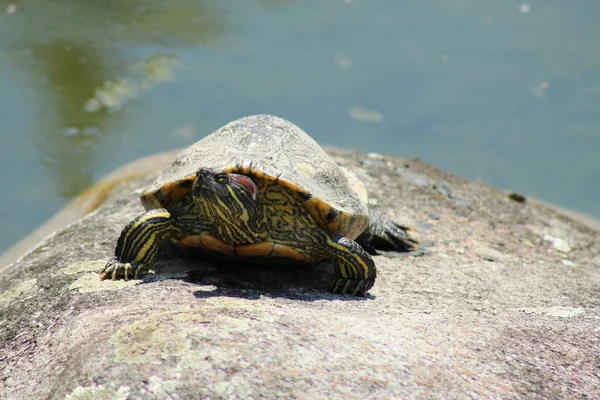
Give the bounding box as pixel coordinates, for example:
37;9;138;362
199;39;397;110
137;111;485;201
1;0;599;254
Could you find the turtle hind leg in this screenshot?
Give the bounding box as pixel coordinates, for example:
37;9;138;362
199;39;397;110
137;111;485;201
356;210;418;254
100;209;182;280
324;235;376;297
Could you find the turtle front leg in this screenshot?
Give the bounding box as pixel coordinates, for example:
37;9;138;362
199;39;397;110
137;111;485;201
325;236;377;297
100;209;182;280
356;210;418;254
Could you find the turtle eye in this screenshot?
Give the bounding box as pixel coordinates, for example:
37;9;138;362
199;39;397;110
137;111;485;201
215;173;229;184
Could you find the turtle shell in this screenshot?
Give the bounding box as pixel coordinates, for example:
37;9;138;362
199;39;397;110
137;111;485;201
141;114;369;239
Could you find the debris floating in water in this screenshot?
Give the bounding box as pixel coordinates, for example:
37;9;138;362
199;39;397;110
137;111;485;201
533;80;550;97
63;127;80;137
335;55;353;69
519;4;531;13
349;106;383;123
83;54;179;113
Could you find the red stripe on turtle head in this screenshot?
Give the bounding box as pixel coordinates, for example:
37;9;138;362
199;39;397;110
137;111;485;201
230;174;258;195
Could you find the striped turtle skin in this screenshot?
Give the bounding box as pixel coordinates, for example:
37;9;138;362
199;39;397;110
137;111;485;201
100;115;417;296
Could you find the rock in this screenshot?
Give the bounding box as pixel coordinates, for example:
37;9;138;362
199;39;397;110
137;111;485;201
428;212;442;220
481;254;498;262
1;147;600;399
367;152;385;160
543;235;572;253
508;192;527;203
433;181;454;198
561;259;576;267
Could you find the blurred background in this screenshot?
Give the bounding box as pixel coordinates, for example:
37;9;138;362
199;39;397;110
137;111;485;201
0;0;599;254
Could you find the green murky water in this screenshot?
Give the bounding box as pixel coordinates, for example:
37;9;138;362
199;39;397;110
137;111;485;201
1;0;599;254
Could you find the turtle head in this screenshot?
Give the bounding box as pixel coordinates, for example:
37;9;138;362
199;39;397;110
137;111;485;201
192;168;264;243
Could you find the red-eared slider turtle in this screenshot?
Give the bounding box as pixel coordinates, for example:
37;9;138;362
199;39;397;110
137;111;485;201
100;115;417;296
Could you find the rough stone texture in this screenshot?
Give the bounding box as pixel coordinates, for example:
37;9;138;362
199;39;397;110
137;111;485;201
1;149;599;400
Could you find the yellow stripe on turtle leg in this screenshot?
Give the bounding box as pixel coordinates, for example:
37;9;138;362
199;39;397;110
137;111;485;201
100;208;181;280
324;235;376;296
119;210;172;261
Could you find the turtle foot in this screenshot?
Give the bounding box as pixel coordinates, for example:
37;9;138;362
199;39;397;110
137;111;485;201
357;211;418;254
329;277;374;297
99;258;144;281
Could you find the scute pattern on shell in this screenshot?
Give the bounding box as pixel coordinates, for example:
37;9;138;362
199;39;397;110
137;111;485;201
142;114;369;237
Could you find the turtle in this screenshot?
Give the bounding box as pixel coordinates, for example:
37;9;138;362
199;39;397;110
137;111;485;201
100;114;417;296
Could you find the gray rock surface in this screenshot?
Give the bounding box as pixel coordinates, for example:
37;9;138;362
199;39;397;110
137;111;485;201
1;148;599;399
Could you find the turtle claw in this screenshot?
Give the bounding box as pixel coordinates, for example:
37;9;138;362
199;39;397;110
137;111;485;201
357;211;418;254
329;277;373;297
99;258;142;281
